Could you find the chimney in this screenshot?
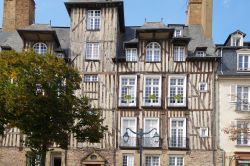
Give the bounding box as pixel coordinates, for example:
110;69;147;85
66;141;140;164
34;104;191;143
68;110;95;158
2;0;35;32
187;0;213;39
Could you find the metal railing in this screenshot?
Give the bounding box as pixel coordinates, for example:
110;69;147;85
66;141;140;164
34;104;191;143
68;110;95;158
119;97;137;107
120;136;160;148
168;97;187;107
168;137;188;148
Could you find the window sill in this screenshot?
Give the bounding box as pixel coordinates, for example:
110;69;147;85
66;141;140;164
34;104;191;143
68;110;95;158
173;60;186;63
167;104;187;108
235;144;250;147
145;61;161;63
85;59;100;62
86;29;100;31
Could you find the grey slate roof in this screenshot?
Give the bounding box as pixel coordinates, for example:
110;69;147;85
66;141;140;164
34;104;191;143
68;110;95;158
117;24;216;59
0;24;70;52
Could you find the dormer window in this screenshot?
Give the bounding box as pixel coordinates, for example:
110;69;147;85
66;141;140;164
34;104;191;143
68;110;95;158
126;48;138;62
174;29;182;37
33;43;47;56
231;37;241;47
145;42;161;62
196;51;206;57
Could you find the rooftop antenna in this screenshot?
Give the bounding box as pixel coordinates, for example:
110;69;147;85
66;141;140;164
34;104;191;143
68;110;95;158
161;18;164;22
49;20;52;26
145;18;147;22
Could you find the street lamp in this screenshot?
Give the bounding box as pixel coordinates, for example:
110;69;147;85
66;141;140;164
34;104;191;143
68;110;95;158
123;128;160;166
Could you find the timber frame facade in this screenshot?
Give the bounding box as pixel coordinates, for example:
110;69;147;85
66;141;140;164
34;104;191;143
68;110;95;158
0;0;226;166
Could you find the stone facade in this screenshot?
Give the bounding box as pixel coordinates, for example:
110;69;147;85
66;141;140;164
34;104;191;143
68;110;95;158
187;0;213;39
2;0;35;32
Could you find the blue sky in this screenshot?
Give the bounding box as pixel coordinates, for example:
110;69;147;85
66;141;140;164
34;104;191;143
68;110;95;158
0;0;250;44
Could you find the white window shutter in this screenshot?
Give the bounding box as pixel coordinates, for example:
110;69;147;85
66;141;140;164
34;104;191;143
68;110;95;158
230;85;237;102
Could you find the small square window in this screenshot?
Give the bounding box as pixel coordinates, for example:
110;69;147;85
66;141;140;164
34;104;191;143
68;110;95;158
174;30;182;37
199;82;208;92
200;127;208;137
196;51;206;57
84;75;98;82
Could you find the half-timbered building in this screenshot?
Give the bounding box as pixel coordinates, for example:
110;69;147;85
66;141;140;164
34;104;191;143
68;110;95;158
0;0;224;165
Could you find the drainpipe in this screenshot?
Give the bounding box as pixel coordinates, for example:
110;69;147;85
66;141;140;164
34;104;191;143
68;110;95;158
64;150;67;166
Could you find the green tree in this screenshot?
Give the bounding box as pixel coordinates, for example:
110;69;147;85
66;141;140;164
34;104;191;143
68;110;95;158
0;51;107;166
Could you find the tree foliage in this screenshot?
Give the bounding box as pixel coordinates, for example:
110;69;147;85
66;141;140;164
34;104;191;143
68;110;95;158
0;51;107;166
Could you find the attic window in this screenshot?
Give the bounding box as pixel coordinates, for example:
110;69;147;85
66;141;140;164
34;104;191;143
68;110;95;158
196;51;206;57
33;43;47;56
231;36;242;47
174;29;182;37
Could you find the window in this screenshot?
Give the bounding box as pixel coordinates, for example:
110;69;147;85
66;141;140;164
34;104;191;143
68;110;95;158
236;86;250;111
51;154;61;166
145;156;160;166
86;43;100;60
123;154;134;166
196;51;206;57
231;36;242;47
199;82;208;92
119;75;137;107
173;46;185;62
121;118;137;147
87;10;101;30
170;118;186;148
126;48;138;62
143;118;159;147
146;42;161;62
199;127;209;137
168;76;186;107
143;75;162;106
169;156;184;166
236;121;249;146
84;75;98;82
26;152;41;166
238;54;250;71
174;30;182;37
33;43;47;56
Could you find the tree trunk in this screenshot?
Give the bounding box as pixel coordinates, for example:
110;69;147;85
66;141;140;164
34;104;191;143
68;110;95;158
40;145;47;166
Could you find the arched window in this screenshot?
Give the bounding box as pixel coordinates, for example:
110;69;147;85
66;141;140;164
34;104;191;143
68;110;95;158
33;43;47;56
146;42;161;62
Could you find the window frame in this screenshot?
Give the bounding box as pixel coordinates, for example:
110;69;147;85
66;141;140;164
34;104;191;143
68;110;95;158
237;53;250;71
199;127;209;138
174;29;182;37
199;82;208;92
87;10;101;30
231;35;243;47
145;155;160;166
145;42;161;62
168;75;187;107
196;51;206;57
169;118;187;148
143;118;160;147
126;48;138;62
143;75;162;107
236;121;250;146
122;154;134;166
85;42;100;60
169;155;184;166
121;117;137;147
119;75;137;107
33;42;47;56
173;46;185;62
84;75;98;82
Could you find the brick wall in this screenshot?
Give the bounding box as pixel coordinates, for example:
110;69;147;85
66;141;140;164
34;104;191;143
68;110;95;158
2;0;35;32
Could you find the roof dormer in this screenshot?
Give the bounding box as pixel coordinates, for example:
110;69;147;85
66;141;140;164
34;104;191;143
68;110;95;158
225;30;246;47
